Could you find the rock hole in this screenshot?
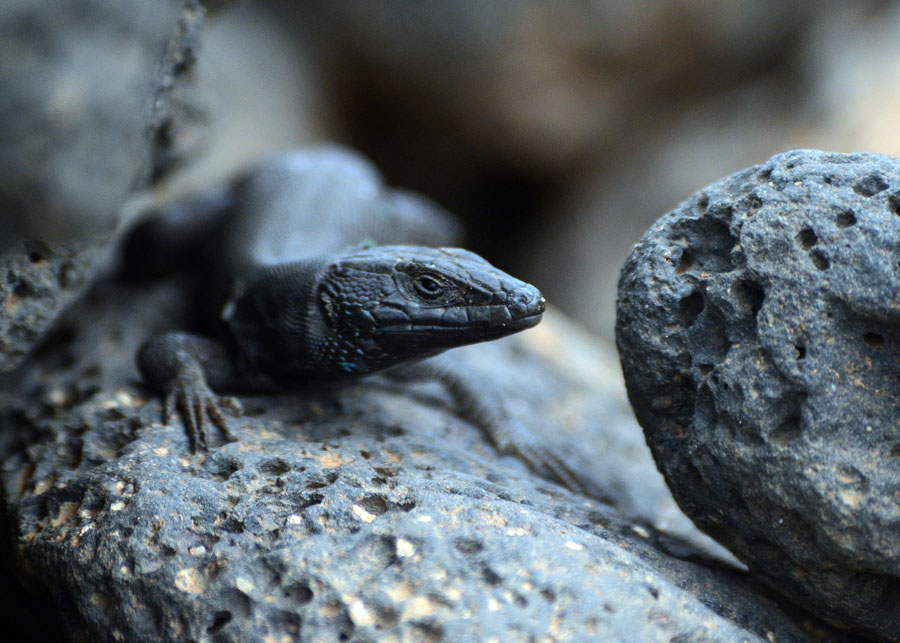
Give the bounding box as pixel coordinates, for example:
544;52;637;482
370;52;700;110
864;332;885;347
208;458;241;481
359;495;388;516
889;192;900;216
647;585;659;599
540;589;556;603
794;344;806;360
745;195;763;215
698;363;714;376
697;194;710;210
854;174;889;197
795;227;818;250
676;248;693;273
454;538;484;555
888;444;900;458
373;467;397;477
835;209;857;227
297;493;324;510
732;278;765;316
823;175;833;185
359;450;372;459
672;215;736;272
217;513;245;534
306;472;339;489
261;459;290;476
207;611;232;634
28;251;43;263
678;291;704;327
809;249;830;271
395;500;416;512
12;280;33;298
769;415;802;445
412;623;444;642
284;582;314;604
757;168;772;183
480;564;503;586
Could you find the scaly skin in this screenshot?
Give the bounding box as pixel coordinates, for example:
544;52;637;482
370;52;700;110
133;146;580;492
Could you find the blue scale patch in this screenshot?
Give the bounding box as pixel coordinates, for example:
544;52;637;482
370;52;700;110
340;360;357;373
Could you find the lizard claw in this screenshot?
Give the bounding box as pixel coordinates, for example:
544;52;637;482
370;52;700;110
162;374;236;452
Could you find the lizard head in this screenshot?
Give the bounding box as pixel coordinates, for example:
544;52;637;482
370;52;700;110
315;245;545;368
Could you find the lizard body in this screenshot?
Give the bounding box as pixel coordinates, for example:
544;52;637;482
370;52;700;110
131;146;579;491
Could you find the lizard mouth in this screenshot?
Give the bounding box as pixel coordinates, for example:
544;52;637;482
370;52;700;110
370;293;545;340
387;302;544;337
511;309;544;329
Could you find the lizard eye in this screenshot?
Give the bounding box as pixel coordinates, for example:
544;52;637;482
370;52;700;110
414;274;445;298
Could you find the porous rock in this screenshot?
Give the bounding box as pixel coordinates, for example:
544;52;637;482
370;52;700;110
617;149;900;640
0;276;844;642
0;0;204;372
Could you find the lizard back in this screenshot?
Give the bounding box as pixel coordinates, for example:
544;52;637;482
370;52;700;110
213;146;463;278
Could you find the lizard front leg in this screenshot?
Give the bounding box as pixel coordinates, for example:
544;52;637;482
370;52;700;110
137;332;241;451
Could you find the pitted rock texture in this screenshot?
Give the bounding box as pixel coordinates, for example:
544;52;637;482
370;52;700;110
0;277;845;642
617;149;900;640
0;241;104;372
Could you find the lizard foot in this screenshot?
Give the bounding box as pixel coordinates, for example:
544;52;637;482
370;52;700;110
389;357;586;494
492;418;586;495
162;373;241;452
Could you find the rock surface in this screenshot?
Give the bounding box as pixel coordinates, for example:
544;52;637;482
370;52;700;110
0;273;845;642
617;149;900;640
0;0;204;372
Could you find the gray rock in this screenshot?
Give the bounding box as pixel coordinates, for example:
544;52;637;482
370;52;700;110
617;149;900;640
0;241;101;372
0;275;844;642
0;0;204;372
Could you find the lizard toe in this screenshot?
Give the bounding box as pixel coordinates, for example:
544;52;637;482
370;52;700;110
500;420;585;494
218;395;243;417
207;397;236;443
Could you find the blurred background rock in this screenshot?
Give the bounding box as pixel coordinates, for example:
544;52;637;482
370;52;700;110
181;0;900;340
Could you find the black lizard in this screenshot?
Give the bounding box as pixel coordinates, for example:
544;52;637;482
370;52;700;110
129;146;580;491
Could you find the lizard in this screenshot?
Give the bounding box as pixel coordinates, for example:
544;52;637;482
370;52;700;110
128;146;581;492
